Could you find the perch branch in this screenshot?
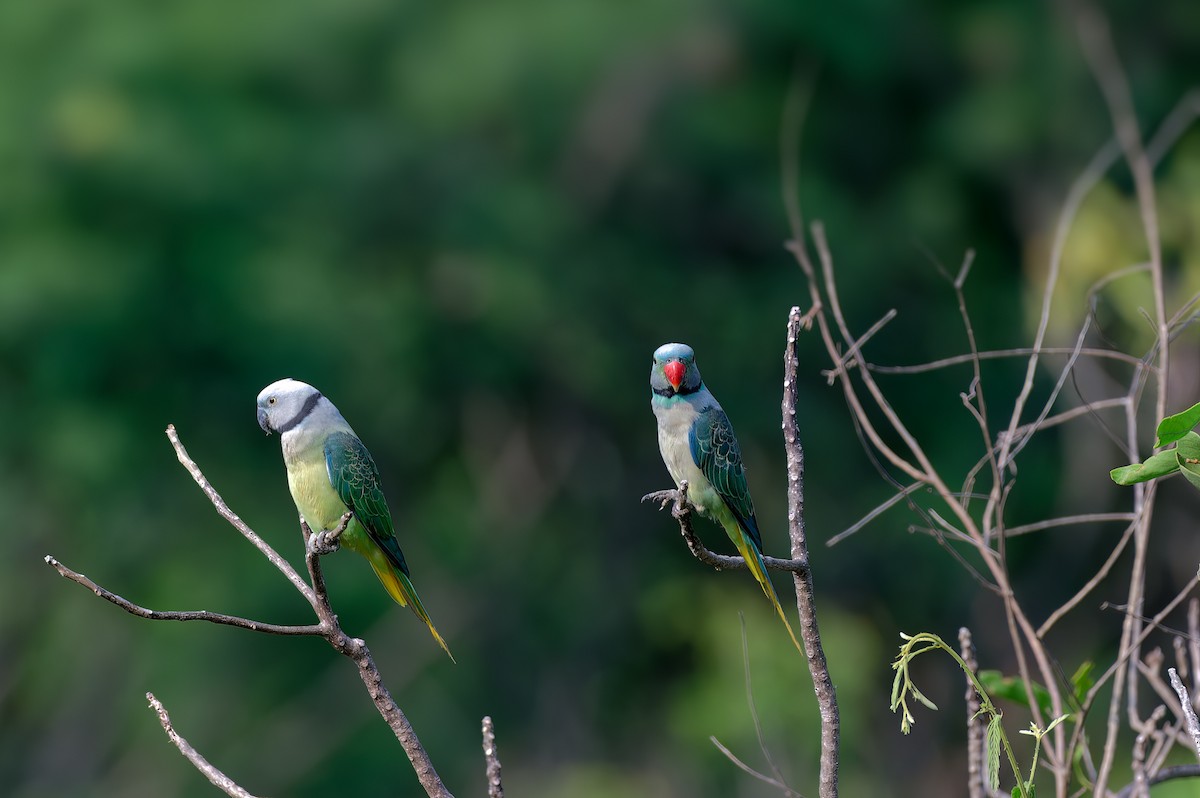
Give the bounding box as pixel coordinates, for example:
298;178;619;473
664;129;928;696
147;692;261;798
783;306;841;798
48;426;456;798
482;716;504;798
641;485;809;574
45;556;324;636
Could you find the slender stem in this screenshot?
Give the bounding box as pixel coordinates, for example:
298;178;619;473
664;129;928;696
783;306;840;798
147;692;261;798
45;556;324;636
482;717;504;798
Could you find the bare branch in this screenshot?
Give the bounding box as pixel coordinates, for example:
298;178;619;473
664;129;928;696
51;426;458;798
641;485;809;574
167;424;316;605
869;346;1149;374
45;555;324;636
710;736;802;797
147;692;261;798
959;628;984;798
482;716;504;798
1169;668;1200;763
1115;765;1200;798
1075;5;1171;791
1004;512;1138;538
738;613;797;796
783;306;840;798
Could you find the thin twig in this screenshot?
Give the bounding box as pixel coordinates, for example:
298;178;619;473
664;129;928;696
1114;765;1200;798
1076;5;1170;791
959;628;984;798
482;716;504;798
1037;516;1140;637
167;424;316;605
147;692;261;798
738;613;796;795
45;556;325;636
710;736;802;796
1003;513;1138;538
1169;668;1200;762
870;346;1149;374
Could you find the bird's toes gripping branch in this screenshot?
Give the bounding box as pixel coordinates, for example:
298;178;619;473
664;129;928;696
308;511;354;557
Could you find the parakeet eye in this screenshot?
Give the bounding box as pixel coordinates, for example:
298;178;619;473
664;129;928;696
268;397;277;405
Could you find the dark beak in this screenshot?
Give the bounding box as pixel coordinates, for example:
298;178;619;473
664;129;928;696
257;407;273;435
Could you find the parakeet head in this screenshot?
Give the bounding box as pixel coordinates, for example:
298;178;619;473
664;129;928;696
256;378;323;435
650;342;702;397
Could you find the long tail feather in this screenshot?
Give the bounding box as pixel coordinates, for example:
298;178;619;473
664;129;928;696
728;523;805;655
369;558;456;663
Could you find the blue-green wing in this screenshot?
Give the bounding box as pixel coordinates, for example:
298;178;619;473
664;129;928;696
689;408;763;552
324;431;410;576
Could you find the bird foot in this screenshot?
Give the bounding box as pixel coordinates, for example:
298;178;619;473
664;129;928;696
309;529;342;556
640;489;680;510
642;483;692;519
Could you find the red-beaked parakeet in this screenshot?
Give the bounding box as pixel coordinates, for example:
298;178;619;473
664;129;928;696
650;344;803;653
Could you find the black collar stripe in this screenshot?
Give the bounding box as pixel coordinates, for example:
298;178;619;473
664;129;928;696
277;391;323;434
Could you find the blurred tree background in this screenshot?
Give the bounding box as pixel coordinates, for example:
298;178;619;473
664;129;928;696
4;0;1200;796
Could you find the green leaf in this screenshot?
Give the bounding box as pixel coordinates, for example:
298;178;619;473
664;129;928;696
1110;449;1181;485
1155;401;1200;447
1176;432;1200;491
986;715;1002;792
978;670;1054;716
1069;661;1094;704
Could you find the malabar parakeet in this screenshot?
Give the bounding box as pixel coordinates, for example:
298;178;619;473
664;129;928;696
650;343;803;652
256;378;453;660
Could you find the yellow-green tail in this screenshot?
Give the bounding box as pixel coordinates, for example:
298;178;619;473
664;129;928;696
370;559;456;663
730;529;805;655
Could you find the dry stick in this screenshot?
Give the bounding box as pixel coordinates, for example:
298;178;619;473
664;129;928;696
1004;513;1137;538
1114;765;1200;798
870;347;1147;374
1169;668;1200;762
783;306;841;798
481;717;504;798
1037;516;1140;638
959;628;984;798
1076;8;1170;794
710;736;800;796
1190;599;1200;697
813;221;1068;772
45;556;324;636
50;427;455;798
1072;567;1200;788
166;425;316;605
147;692;261;798
297;522;454;798
707;614;803;797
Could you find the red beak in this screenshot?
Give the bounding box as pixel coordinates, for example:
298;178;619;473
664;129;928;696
663;360;685;389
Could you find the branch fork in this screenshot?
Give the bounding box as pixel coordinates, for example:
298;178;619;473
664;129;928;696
45;425;507;798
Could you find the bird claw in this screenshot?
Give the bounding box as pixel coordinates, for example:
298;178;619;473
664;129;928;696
641;489;680;511
309;529;341;556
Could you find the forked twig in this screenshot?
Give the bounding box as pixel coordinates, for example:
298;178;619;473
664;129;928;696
48;425;456;798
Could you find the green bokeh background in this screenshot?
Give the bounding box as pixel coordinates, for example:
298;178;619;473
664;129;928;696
5;1;1200;796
